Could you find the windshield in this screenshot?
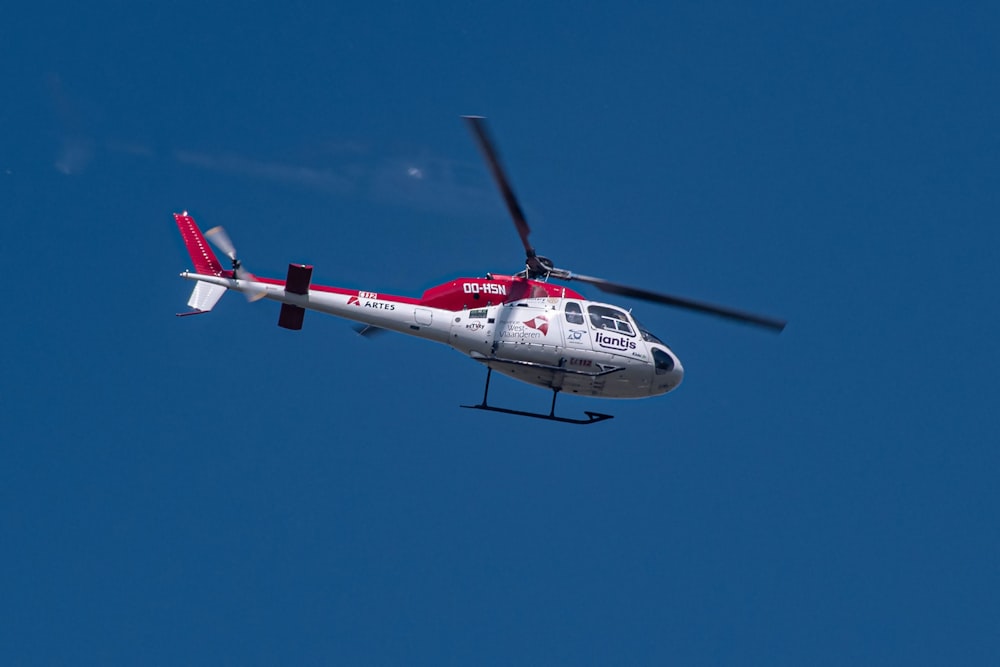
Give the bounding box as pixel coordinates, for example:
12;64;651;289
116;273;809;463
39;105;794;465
635;319;665;346
588;305;635;335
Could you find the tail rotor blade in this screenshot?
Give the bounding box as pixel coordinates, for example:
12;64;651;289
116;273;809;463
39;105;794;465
246;285;267;303
234;265;267;302
205;226;237;261
205;225;265;302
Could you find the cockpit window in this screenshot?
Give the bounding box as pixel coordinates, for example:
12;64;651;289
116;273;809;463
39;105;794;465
587;305;635;336
636;320;664;345
565;301;585;325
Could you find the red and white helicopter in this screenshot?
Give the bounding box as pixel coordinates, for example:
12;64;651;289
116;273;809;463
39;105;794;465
175;116;784;424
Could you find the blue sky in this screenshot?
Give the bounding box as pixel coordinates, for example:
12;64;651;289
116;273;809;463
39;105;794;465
2;2;998;664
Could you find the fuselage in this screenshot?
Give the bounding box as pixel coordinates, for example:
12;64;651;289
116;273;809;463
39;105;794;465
181;271;684;399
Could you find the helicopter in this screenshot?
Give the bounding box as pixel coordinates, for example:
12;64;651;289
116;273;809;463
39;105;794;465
174;116;785;424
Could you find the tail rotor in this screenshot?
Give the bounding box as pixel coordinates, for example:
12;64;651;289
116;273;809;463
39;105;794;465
205;226;267;302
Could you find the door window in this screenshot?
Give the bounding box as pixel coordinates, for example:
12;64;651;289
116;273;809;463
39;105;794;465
565;301;585;325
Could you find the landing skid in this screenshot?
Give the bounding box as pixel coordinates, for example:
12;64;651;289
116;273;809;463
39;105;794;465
461;403;614;425
461;368;614;425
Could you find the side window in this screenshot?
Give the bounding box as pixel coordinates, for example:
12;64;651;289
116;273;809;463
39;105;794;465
587;305;635;336
565;301;585;325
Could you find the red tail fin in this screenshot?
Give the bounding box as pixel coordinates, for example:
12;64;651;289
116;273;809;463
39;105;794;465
174;211;225;276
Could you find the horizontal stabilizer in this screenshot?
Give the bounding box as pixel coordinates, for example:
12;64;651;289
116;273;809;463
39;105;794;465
278;264;312;330
285;263;313;295
278;303;305;330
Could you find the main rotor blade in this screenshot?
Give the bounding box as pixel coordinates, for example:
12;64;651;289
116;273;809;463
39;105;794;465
463;116;536;261
205;225;237;261
571;273;787;332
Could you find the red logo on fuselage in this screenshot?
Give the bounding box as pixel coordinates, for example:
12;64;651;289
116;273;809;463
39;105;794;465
524;314;549;335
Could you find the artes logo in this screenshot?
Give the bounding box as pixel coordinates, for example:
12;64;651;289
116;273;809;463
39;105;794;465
348;296;361;306
523;314;549;335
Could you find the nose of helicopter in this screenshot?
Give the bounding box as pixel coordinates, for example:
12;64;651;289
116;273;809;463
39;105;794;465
667;354;684;390
652;347;683;394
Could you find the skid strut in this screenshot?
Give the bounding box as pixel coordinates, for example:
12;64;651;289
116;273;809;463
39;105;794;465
461;367;614;425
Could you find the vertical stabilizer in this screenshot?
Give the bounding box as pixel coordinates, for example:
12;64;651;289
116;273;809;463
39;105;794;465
174;211;225;276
